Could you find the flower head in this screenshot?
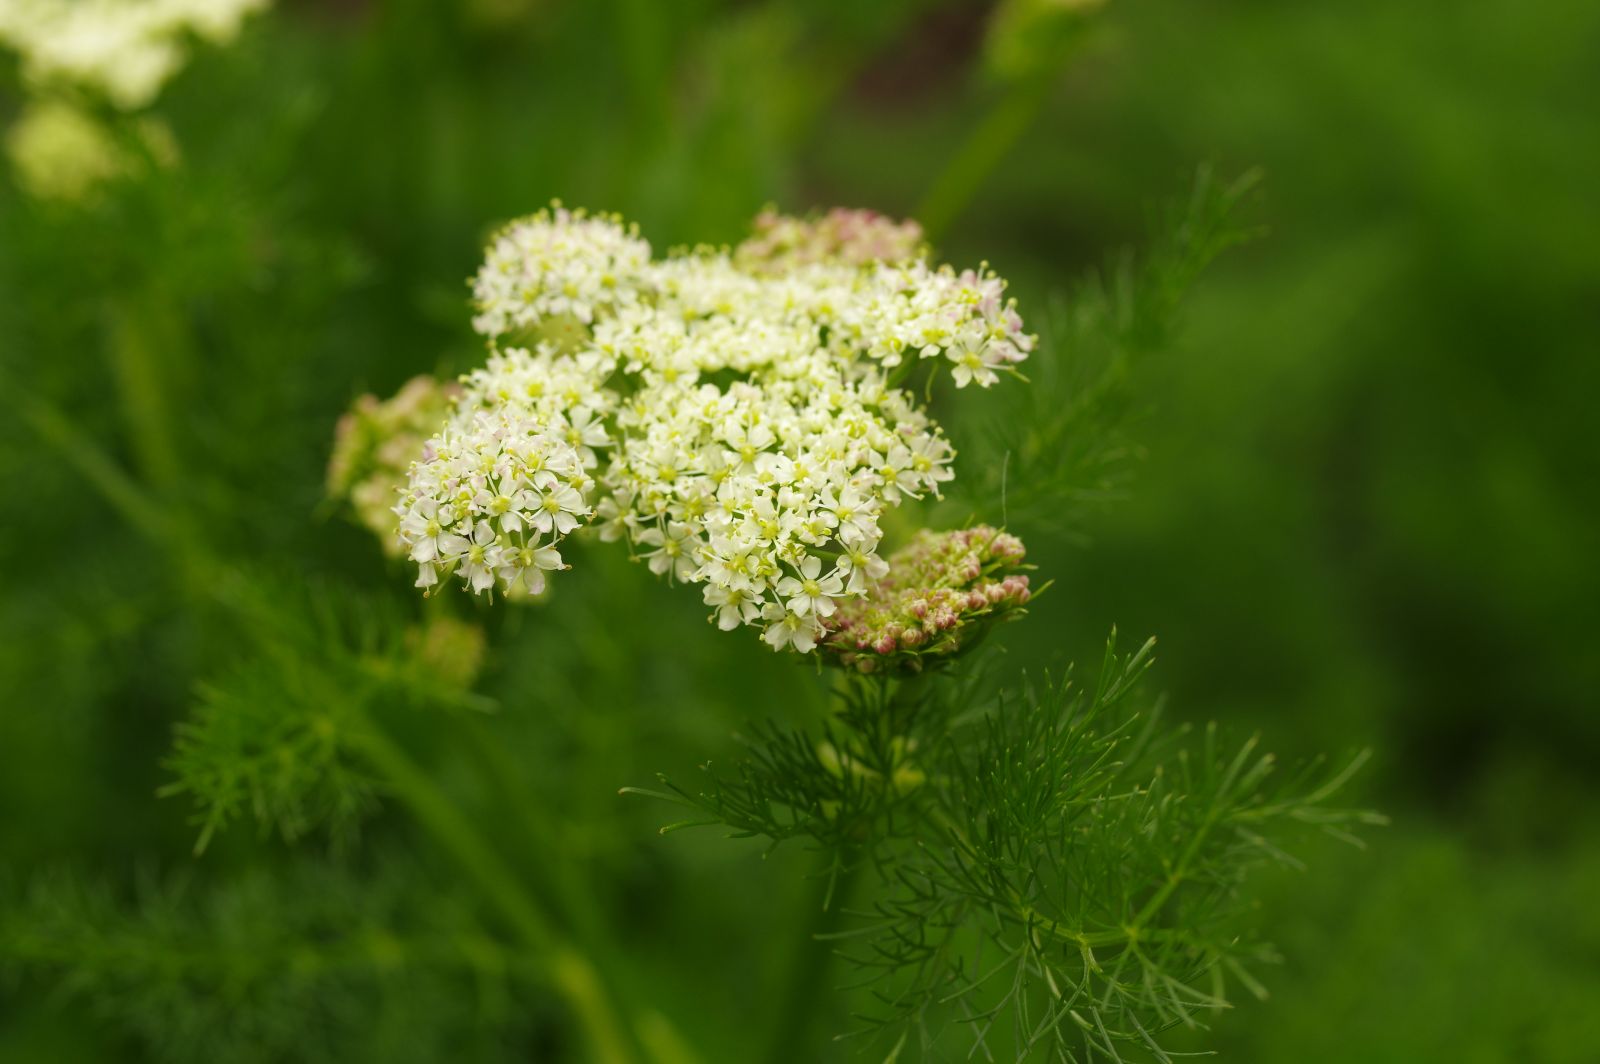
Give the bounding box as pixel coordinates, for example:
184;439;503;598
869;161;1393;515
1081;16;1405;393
0;0;272;110
471;203;652;338
404;615;488;691
4;99;127;203
395;407;592;598
398;203;1035;651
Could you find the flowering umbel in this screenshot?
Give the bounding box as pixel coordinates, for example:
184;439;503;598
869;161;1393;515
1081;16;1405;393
0;0;270;201
3;100;127;203
0;0;272;110
394;204;1035;650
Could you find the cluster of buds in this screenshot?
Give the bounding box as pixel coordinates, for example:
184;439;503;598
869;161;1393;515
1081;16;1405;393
326;375;460;555
402;615;488;692
733;207;925;273
821;526;1033;672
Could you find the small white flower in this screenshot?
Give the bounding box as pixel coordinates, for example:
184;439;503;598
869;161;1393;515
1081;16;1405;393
948;335;1000;388
761;603;822;653
821;487;878;545
638;521;699;582
530;481;588;535
500;541;564;595
399;498;453;564
459;521;503;593
704;583;763;631
837;545;890;595
776;555;845;618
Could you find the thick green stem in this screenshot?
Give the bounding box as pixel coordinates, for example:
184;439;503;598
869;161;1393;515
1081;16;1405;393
459;718;704;1064
762;673;919;1062
764;854;864;1064
14;386;173;544
349;712;641;1064
107;296;185;494
916;73;1055;244
17;382;665;1062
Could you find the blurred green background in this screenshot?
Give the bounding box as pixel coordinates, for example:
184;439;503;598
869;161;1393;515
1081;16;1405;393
2;0;1597;1060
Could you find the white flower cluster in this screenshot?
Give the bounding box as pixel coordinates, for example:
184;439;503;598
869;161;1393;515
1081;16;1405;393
3;98;125;201
470;205;652;337
402;205;1033;652
394;346;614;598
0;0;270;110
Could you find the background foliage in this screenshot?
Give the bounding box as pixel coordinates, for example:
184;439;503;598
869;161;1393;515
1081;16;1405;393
3;0;1597;1060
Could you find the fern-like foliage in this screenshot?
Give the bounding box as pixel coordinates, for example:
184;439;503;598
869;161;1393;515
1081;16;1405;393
634;634;1382;1060
0;855;548;1064
952;165;1265;533
162;571;491;851
165;655;380;852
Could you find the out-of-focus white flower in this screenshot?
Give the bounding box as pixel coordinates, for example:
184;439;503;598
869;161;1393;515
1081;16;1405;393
412;204;1033;651
154;0;267;44
3;98;126;201
328;375;461;555
0;0;271;110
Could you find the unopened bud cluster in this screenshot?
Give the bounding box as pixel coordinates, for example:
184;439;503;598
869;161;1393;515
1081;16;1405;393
821;526;1032;672
388;203;1035;653
734;207;925;273
403;615;488;692
327;375;460;555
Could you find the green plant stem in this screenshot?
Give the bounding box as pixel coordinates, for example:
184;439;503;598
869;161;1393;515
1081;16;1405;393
107;296;184;494
13;385;173;544
15;386;680;1061
763;672;923;1061
916;72;1055;244
460;718;607;943
458;718;704;1063
348;711;642;1064
764;853;864;1064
